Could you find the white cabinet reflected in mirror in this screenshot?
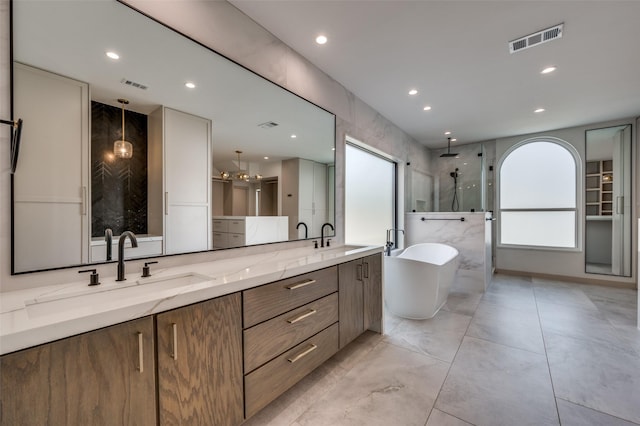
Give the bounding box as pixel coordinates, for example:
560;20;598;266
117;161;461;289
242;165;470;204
11;0;335;274
585;124;632;276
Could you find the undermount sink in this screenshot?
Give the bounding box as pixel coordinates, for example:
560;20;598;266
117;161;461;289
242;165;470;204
321;244;368;252
25;272;211;319
136;272;210;286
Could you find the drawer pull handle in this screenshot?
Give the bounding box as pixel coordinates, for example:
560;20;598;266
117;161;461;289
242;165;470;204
287;344;318;363
171;323;178;360
287;309;317;324
137;332;144;373
286;279;316;290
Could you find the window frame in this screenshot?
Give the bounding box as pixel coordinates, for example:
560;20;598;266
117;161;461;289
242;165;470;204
497;136;582;251
344;137;399;246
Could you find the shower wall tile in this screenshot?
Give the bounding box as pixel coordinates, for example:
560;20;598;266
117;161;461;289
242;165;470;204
405;212;491;291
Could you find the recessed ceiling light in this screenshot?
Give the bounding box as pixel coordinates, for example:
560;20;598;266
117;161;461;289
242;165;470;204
185;82;196;89
264;156;269;160
444;131;451;135
332;147;335;151
451;138;457;142
315;35;327;45
106;51;119;60
541;66;556;74
291;134;297;139
408;89;418;96
423;106;432;111
534;108;545;113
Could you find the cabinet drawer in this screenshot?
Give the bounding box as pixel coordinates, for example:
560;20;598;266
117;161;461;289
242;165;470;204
244;292;338;373
212;232;229;248
212;219;228;232
228;220;245;234
228;233;245;247
244;323;339;418
243;266;338;328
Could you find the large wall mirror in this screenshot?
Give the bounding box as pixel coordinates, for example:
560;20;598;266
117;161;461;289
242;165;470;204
11;0;336;274
585;124;632;276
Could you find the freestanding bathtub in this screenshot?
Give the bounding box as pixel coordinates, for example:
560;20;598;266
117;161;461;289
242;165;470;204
384;243;459;319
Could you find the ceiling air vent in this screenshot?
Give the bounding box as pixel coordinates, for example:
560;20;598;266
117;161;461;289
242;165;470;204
509;23;563;54
258;121;279;129
120;78;148;90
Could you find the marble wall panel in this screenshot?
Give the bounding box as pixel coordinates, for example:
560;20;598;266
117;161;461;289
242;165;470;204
405;212;491;291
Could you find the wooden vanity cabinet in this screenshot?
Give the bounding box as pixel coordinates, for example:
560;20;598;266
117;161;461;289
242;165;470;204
363;253;383;332
242;266;340;418
339;253;383;348
1;252;382;425
156;293;243;426
0;317;156;426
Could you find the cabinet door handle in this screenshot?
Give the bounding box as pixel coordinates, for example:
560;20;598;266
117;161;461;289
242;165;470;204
137;332;144;373
616;196;624;214
363;262;370;279
287;344;317;363
287;309;317;324
356;264;363;281
171;323;178;360
285;279;316;290
165;192;169;215
81;186;87;216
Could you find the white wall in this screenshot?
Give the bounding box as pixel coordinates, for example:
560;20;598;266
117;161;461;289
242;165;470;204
494;118;638;287
0;0;429;291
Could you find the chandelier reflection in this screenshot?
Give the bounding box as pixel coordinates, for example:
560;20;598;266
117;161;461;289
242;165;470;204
220;150;262;182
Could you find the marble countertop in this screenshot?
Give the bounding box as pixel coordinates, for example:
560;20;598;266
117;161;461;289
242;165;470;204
0;244;382;355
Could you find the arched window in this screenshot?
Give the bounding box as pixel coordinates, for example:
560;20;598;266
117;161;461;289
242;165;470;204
499;138;579;248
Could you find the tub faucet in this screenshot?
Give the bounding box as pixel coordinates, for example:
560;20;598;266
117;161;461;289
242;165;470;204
116;231;138;281
296;222;308;239
385;229;405;256
105;228;113;261
321;223;334;247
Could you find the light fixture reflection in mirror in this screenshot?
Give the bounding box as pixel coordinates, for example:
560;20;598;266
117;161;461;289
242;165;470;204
113;98;133;159
220;150;263;182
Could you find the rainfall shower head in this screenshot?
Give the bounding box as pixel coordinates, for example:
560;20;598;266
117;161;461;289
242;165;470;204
440;137;458;158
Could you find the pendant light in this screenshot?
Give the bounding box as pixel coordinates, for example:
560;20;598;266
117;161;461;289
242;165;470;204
114;98;133;159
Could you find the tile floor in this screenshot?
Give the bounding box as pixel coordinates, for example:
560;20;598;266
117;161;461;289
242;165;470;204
244;273;640;426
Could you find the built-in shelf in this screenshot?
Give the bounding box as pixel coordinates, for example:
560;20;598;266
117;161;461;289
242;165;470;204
586;160;613;216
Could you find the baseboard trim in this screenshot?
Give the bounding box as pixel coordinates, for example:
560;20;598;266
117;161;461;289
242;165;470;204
494;269;637;289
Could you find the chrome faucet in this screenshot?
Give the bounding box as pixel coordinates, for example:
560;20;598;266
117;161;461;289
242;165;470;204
385;228;405;256
105;228;113;261
116;231;138;281
296;222;308;239
321;223;334;248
